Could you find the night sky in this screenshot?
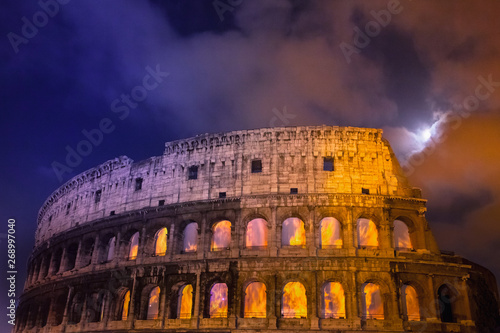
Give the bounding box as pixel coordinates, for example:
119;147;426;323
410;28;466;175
1;0;500;329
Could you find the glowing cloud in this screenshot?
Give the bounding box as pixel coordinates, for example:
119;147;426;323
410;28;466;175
155;227;168;256
211;220;231;251
210;283;228;318
183;223;198;252
320;217;343;248
244;282;267;318
393;220;412;249
322;282;345;319
357;219;378;247
282;282;307;318
246;218;268;247
363;283;383;319
147;287;160;320
179;284;193;319
282;218;306;247
128;232;139;260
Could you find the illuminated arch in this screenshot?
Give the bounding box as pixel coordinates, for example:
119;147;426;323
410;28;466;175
282;282;307;318
128;232;139;260
321;282;345;318
357;218;379;247
393;220;412;250
209;283;228;318
147;286;160;320
154;227;168;256
246;218;268;247
320;217;343;248
361;283;384;319
281;218;306;247
183;223;198;252
120;290;131;321
244;282;266;318
402;284;420;320
211;220;231;251
178;284;193;319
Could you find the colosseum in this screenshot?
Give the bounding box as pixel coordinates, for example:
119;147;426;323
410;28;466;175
17;126;499;333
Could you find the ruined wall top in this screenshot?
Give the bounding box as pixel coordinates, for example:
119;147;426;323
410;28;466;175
35;126;417;245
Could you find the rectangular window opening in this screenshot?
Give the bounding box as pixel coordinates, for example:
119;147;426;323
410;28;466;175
158;200;165;206
290;188;298;194
95;190;102;203
251;159;262;173
110;210;115;216
135;178;143;191
188;166;198;180
219;192;226;198
323;157;334;171
362;188;370;195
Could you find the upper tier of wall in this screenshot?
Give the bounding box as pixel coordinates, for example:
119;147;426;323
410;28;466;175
35;126;416;245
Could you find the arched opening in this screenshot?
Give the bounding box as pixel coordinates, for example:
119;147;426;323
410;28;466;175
393;220;412;250
88;292;106;322
282;282;307;318
211;220;232;251
209;283;228;318
38;299;50;327
321;282;345;319
281;218;306;247
40;254;51;278
120;290;131;321
361;283;384;319
178;284;193;319
64;243;79;271
51;249;63;275
357;218;379;248
244;282;266;318
246;218;268;248
128;232;139;260
147;287;160;320
52;292;67;326
69;293;85;324
154;227;168;256
402;284;420;321
320;217;343;248
104;236;116;262
438;284;456;323
183;223;198;253
79;238;94;267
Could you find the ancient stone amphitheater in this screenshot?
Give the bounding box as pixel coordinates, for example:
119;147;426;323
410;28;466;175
18;126;499;333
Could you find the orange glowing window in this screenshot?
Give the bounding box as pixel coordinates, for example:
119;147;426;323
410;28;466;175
121;290;131;321
178;284;193;319
282;282;307;318
246;218;268;248
147;287;160;320
154;227;168;256
402;285;420;320
393;220;412;250
211;220;231;251
357;219;379;247
320;217;343;248
322;282;345;318
244;282;266;318
106;236;116;262
129;232;139;260
362;283;384;319
209;283;228;318
281;218;306;247
183;223;198;252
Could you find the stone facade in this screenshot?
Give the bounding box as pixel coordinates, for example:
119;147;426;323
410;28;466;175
17;126;499;333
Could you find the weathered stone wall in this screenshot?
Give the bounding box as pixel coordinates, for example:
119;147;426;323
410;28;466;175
36;126;414;245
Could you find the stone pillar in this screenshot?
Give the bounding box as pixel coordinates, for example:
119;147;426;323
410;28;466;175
90;234;100;268
159;286;167;328
114;231;121;266
198;213;207;259
192;267;201;328
270;206;278;257
168;223;175;260
460;276;473;322
61;286;74;326
307;207;317;256
74;239;84;269
231;210;241;257
345;208;356;253
425;274;439;321
128;270;138;329
348;271;359;320
137;225;147;264
310;270;320;329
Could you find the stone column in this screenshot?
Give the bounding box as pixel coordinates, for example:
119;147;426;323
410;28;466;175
345;208;356;253
91;234;100;268
198;213;207;259
425;274;439;321
310;271;320;329
307;206;317;256
74;239;84;269
192;267;201;328
61;287;74;326
128;270;138;329
272;207;279;257
137;225;147;264
168;223;175;260
460;276;473;322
